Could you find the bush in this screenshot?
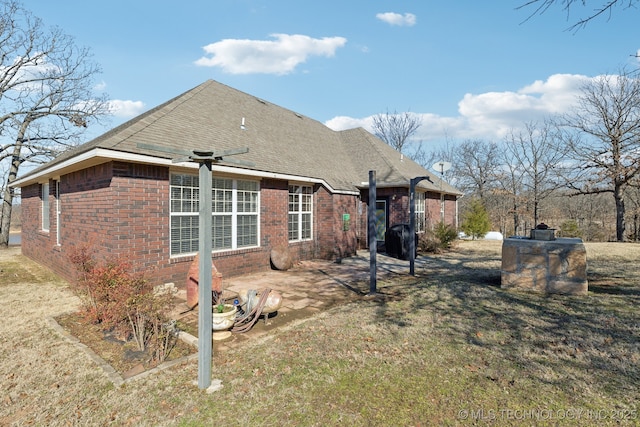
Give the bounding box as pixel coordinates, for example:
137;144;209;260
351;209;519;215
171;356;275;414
560;219;583;238
418;230;440;253
67;244;179;361
434;221;458;249
418;222;458;253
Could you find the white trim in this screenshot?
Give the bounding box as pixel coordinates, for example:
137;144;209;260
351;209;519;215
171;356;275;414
169;173;261;256
288;184;313;243
55;180;61;246
10;147;360;196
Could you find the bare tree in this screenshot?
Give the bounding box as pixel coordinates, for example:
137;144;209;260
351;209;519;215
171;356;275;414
517;0;638;31
453;139;501;200
416;140;457;185
558;70;640;241
503;121;568;226
0;0;110;246
495;149;527;236
371;109;421;153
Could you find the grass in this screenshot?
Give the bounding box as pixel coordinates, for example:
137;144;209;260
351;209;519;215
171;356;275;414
1;241;639;426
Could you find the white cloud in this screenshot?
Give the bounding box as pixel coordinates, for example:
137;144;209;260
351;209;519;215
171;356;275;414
94;80;107;92
195;34;347;75
325;115;372;131
326;74;590;145
108;99;146;118
376;12;417;27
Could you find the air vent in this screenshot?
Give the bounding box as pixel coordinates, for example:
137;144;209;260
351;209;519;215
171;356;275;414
255;98;267;105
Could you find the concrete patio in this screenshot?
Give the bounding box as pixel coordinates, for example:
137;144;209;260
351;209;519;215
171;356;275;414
171;250;428;350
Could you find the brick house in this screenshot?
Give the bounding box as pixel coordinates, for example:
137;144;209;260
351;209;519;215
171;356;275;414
12;80;461;286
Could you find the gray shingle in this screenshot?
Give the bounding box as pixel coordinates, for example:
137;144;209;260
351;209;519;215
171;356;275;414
17;80;460;195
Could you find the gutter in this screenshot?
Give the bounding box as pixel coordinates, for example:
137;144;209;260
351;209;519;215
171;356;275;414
9;147;360;196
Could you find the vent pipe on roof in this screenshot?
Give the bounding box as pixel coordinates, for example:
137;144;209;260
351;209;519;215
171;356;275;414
241;117;246;130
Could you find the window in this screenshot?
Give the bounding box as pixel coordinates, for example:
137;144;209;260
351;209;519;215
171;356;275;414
415;191;426;232
288;185;312;241
55;180;61;245
170;174;259;256
42;183;50;231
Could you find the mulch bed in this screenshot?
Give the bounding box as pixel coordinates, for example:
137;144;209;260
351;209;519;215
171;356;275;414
55;312;196;378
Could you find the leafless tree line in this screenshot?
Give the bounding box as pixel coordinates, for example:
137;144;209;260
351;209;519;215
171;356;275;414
417;69;640;242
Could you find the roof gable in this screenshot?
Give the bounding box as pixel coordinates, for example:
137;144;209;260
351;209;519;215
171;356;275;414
13;80;460;195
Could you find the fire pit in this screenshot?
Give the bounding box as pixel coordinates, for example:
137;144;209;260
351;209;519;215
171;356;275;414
501;226;588;295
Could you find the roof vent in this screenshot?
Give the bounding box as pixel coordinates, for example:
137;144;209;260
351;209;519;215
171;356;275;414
294;112;303;119
256;98;267;105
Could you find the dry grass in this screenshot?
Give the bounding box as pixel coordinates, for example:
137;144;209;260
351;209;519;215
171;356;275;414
1;241;638;426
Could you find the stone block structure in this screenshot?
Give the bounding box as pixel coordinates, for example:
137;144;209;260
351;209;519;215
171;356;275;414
501;237;588;295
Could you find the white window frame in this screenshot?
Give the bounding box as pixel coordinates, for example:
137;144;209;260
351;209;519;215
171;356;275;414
55;180;61;245
415;191;426;232
288;184;313;242
41;182;50;232
169;173;260;256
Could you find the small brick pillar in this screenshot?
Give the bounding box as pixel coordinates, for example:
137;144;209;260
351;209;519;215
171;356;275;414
501;237;588;295
186;254;223;308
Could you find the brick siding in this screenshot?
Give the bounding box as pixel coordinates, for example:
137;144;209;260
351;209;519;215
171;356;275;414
21;162;363;289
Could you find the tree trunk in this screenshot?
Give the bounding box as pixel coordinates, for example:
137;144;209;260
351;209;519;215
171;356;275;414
0;144;23;247
512;199;519;236
0;188;13;247
614;183;625;242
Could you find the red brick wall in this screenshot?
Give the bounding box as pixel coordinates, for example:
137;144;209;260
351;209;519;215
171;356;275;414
20;162;366;289
21;182;60;273
358;188;458;249
425;192;458;227
315;187;358;260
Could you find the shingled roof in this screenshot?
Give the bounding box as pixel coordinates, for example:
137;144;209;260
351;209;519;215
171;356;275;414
13;80;460;195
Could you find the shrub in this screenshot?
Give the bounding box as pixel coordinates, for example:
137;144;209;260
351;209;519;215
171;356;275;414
434;221;458;249
418;229;441;253
560;219;583;238
418;222;458;253
67;245;178;361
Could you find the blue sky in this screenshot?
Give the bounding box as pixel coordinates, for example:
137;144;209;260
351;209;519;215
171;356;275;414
26;0;640;153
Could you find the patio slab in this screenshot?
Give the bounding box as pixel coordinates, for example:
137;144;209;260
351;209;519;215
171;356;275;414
173;250;428;349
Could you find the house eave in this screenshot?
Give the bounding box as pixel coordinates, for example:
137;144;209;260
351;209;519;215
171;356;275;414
356;181;463;197
10;148;360;195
